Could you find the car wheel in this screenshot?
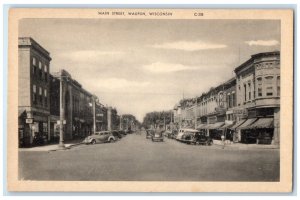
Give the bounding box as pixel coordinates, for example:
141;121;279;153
109;138;115;143
196;141;200;145
91;140;96;145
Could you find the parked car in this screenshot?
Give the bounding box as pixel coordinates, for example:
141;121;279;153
181;131;212;145
112;130;122;139
119;130;126;136
152;131;164;142
146;129;154;139
83;131;116;144
170;130;179;139
176;128;198;141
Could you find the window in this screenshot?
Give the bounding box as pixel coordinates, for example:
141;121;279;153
277;76;280;96
257;77;262;97
266;87;273;96
248;83;251;100
232;93;236;107
265;76;274;96
244;84;247;102
44;65;48;82
44;89;48;107
32;84;37;104
32;57;36;66
39;87;43;105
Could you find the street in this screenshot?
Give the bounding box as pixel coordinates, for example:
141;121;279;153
19;131;279;181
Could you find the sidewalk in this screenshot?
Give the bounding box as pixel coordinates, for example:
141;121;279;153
19;139;84;152
213;142;279;150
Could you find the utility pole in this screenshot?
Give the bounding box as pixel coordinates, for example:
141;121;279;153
93;97;96;134
58;70;65;148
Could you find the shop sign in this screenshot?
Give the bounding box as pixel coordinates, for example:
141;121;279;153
26;118;33;124
233;108;248;116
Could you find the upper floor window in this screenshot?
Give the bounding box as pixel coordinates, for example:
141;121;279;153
265;76;274;96
32;57;36;66
257;77;262;97
244;84;247;102
248;82;251;100
32;84;37;104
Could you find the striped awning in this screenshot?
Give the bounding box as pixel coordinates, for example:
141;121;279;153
230;119;247;129
246;118;274;129
238;118;258;130
219;122;235;130
196;124;206;129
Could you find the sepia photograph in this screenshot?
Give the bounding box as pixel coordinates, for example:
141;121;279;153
7;8;293;192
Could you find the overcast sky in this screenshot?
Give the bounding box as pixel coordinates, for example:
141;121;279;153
19;19;280;121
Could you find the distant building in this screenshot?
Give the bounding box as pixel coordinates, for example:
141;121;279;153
18;37;51;146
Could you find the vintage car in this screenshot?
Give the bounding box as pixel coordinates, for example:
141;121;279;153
83;131;116;144
181;131;212;145
152;131;164;142
145;129;154;139
176;128;197;141
112;130;123;139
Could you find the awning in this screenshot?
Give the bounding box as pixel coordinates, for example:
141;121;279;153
196;124;206;129
230;119;247;129
238;118;258;130
246;118;274;129
219;122;235;130
207;122;225;130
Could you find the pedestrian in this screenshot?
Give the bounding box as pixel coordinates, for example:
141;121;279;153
221;134;225;149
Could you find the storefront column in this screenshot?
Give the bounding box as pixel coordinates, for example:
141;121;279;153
272;107;280;145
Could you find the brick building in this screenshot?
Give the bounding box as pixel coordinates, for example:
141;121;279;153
18;37;51;146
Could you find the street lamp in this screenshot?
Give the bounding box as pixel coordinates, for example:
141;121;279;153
53;69;70;149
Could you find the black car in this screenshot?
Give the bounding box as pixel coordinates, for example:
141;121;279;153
182;131;212;145
112;130;122;139
146;129;154;139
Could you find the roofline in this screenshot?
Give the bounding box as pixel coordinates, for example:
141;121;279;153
18;37;52;60
234;51;280;73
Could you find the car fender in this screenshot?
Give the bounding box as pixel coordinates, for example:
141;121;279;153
108;136;115;141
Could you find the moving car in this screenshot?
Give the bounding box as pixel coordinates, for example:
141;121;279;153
152;131;164;142
83;131;116;144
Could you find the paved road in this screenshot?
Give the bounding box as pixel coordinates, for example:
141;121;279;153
19;131;279;181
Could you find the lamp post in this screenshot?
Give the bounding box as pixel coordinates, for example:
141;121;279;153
92;97;96;134
58;70;65;148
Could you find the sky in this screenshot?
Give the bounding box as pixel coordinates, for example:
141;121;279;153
19;19;280;122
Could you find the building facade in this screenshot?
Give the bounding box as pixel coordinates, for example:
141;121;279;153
18;37;51;146
233;51;280;145
49;70;94;141
173;51;280;145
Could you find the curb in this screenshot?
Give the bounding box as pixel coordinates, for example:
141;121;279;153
212;143;279;150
